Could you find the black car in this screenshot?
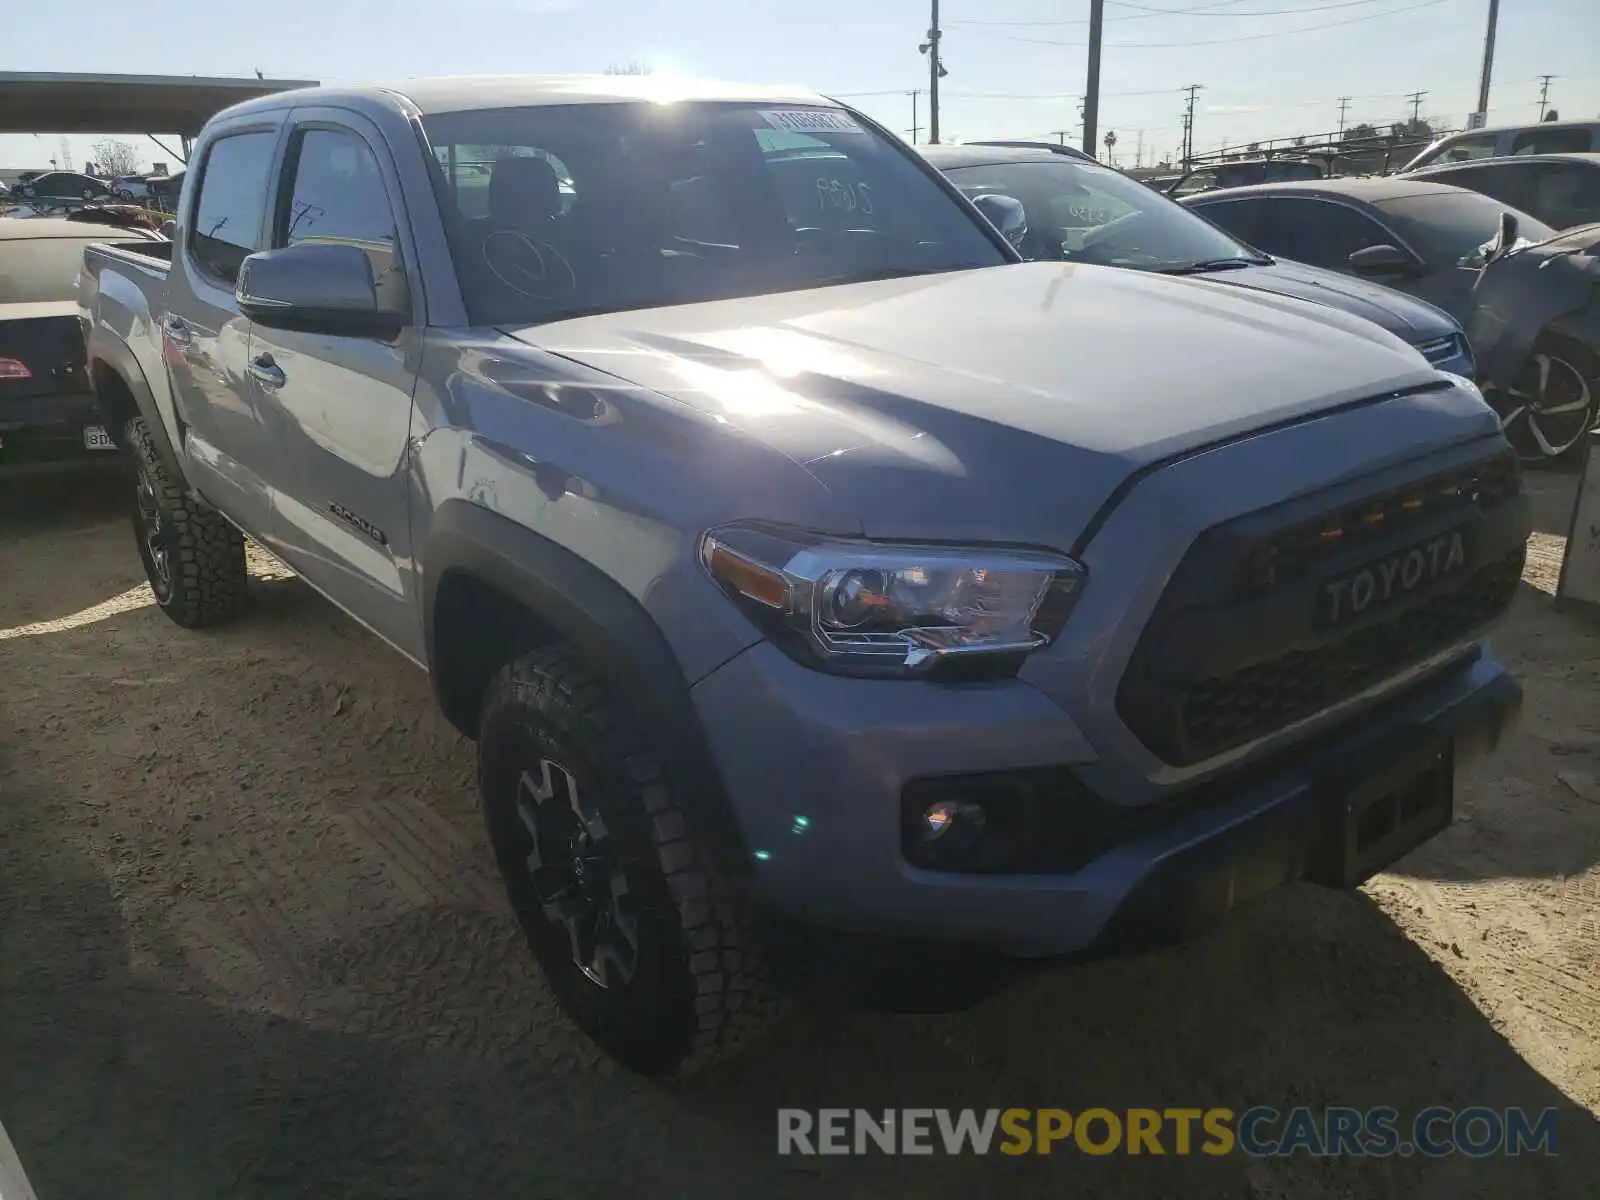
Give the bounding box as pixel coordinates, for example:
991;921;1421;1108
921;144;1475;379
1184;177;1600;464
15;171;113;204
1;217;167;470
1404;152;1600;233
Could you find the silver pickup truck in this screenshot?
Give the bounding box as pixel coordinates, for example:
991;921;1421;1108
80;74;1528;1077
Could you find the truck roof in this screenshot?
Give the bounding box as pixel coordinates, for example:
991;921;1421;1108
215;74;836;123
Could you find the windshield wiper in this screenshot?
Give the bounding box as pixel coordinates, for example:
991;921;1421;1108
1156;256;1267;276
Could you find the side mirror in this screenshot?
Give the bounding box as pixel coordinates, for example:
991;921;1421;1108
1480;211;1520;265
236;242;404;339
1347;243;1418;277
970;193;1028;252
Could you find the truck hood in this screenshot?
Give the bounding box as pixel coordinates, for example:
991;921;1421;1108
504;262;1443;545
1189;258;1461;345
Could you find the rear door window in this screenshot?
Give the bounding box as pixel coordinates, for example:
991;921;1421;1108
1510;127;1594;156
1188;197;1271;246
189;130;279;285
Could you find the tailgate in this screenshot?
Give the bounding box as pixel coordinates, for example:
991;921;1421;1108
0;310;88;403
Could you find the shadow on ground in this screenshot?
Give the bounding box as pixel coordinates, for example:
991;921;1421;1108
2;747;1596;1200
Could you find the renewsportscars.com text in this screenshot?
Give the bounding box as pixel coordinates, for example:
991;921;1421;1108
777;1106;1559;1158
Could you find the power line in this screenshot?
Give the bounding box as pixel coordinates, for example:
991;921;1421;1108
981;0;1463;49
951;0;1421;27
1181;82;1203;167
1406;90;1428;122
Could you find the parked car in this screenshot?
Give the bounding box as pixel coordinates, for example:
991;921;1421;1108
922;144;1475;378
111;174;151;201
14;171;113;203
1;217;165;470
82;74;1525;1077
1404;152;1600;232
963;139;1098;163
1184;178;1600;463
1166;158;1326;197
144;170;185;211
1400;119;1600;173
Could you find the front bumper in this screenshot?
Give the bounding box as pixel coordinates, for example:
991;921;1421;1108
693;643;1519;958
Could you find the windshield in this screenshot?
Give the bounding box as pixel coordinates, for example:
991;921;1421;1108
1373;190;1555;266
420;103;1008;326
941;158;1258;270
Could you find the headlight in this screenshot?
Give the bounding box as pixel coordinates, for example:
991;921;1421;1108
700;524;1086;679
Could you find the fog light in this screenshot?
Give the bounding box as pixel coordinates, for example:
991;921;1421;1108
920;799;986;843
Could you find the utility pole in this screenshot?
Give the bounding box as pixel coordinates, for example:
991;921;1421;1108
1473;0;1499;127
1337;96;1351;137
919;0;946;144
1406;90;1427;124
1537;74;1555;120
1180;83;1202;169
1050;129;1071;147
909;89;921;143
1082;0;1105;158
1136;128;1144;168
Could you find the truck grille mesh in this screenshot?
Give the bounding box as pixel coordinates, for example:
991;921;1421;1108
1118;451;1523;766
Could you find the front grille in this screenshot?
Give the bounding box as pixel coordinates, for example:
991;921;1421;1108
1178;547;1522;762
1118;450;1525;766
1418;334;1463;364
1239;453;1520;597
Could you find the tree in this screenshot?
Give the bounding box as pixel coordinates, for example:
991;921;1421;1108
1342;122;1379;143
91;138;140;178
1102;129;1117;164
1544;108;1560;122
604;60;651;75
1388;117;1434;141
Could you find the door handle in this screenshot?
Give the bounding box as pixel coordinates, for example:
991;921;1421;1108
247;353;286;389
162;315;192;346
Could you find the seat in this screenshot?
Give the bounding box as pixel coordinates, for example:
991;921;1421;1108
487;155;563;232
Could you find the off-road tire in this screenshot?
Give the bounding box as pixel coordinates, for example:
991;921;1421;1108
478;645;778;1077
123;415;247;628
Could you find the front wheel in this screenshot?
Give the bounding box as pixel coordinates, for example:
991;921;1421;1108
478;646;777;1076
123;416;248;628
1490;335;1600;466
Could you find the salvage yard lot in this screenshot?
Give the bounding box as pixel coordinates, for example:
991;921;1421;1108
1;471;1597;1198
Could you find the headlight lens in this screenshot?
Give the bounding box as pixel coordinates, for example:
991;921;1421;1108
701;525;1086;679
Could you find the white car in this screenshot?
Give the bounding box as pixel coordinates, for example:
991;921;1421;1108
0;1118;39;1200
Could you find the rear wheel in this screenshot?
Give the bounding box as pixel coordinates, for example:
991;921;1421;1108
1494;335;1599;466
123;416;247;628
478;646;777;1076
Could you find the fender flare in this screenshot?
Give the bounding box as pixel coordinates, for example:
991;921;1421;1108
85;328;184;481
423;500;751;869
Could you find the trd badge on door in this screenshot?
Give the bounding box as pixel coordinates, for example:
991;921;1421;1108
328;501;389;547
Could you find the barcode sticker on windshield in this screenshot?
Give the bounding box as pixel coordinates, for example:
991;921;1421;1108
759;109;864;135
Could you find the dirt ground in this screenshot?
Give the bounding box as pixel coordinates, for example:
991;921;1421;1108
1;467;1597;1199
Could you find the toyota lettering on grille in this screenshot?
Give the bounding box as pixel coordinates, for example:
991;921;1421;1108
1320;529;1468;626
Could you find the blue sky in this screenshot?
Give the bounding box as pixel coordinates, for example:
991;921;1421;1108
2;0;1594;172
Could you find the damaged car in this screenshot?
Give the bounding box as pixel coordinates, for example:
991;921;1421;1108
1186;177;1600;463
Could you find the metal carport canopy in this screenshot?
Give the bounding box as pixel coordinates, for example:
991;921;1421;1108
0;72;318;136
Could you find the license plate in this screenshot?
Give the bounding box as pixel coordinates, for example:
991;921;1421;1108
1310;735;1454;887
82;424;116;451
1318;525;1469;627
